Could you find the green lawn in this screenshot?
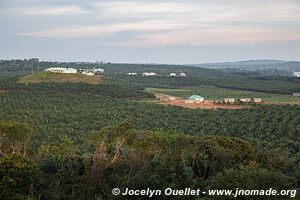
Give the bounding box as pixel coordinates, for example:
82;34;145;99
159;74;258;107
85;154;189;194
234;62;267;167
146;86;300;104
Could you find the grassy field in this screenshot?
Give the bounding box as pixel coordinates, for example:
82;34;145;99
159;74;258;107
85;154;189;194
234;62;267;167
146;86;300;104
18;72;104;85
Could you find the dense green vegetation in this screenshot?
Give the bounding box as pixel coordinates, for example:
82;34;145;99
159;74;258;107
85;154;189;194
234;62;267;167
1;85;300;152
0;76;153;100
108;74;300;95
1;122;299;199
220;68;293;77
0;61;300;199
0;58;39;72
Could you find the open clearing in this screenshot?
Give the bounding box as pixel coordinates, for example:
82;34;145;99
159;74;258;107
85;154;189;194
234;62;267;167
147;86;300;104
154;94;253;109
19;72;104;85
160;99;253;109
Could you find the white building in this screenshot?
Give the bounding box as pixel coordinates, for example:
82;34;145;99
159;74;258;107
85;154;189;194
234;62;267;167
293;93;300;97
224;98;235;103
169;73;177;77
240;98;252;103
45;67;77;74
127;73;137;75
188;95;205;102
293;72;300;77
95;68;104;74
253;98;263;103
143;72;157;76
81;71;95;76
79;68;104;75
179;73;187;77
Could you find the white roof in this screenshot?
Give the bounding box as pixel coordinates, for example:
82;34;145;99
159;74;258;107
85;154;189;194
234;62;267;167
95;68;104;72
143;72;156;75
45;67;77;72
46;67;76;70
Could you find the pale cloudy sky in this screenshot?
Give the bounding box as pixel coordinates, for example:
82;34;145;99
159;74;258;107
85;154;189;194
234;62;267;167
0;0;299;63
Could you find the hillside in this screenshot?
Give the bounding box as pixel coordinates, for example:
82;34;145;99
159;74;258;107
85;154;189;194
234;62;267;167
189;60;300;72
18;72;104;85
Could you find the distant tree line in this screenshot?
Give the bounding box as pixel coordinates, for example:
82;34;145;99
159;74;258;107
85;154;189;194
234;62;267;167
1;59;299;94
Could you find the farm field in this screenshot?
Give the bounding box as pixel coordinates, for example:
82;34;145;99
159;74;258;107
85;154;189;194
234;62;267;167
18;72;104;85
146;86;300;104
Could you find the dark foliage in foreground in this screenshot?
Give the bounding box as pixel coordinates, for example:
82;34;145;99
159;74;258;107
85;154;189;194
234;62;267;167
0;122;298;200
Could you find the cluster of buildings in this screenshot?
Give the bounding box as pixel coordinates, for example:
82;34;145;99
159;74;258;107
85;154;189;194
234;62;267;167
44;67;188;78
223;98;262;103
185;96;263;104
127;72;187;77
169;73;187;77
43;67;266;106
160;95;205;103
143;72;157;76
160;95;263;104
45;67;104;76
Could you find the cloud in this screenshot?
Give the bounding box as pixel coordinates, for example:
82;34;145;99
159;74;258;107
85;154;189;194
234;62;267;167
19;20;188;38
94;1;192;15
93;1;300;22
14;0;300;47
125;27;300;47
4;5;88;16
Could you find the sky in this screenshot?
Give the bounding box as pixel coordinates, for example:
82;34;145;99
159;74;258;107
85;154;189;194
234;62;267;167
0;0;299;64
